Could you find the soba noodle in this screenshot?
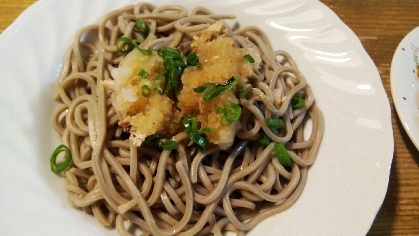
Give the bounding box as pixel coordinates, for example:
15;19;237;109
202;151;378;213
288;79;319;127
51;3;324;235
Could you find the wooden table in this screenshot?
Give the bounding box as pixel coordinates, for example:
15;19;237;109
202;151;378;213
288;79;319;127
1;0;418;235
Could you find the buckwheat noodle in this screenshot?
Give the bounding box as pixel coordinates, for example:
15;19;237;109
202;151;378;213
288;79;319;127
52;2;324;236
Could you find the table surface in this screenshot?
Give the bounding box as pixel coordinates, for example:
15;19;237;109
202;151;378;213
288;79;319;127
1;0;418;235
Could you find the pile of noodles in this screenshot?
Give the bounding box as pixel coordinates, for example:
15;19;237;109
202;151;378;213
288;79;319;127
52;2;324;236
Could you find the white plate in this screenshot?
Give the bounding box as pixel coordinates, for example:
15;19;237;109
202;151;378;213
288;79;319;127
391;26;419;150
0;0;393;235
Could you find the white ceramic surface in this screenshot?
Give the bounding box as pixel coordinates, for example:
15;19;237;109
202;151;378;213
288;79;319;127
391;26;419;150
0;0;393;235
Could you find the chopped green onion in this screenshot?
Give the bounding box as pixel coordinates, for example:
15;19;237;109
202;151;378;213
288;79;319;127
199;128;213;134
291;93;305;109
116;36;152;56
164;59;184;96
129;37;152;56
191;118;198;134
156;46;187;99
186;52;201;67
193;83;213;93
182;116;210;149
203;76;238;101
216;103;241;126
145;133;160;146
159;139;179;150
135;18;150;37
136;46;153;56
265;118;285;129
243;54;255;63
132;39;145;45
274;143;292;168
138;69;149;79
188;132;209;149
154;73;164;95
141;85;151;97
259;132;272;146
215;107;224;114
160;46;183;60
116;37;135;55
146;134;179;150
194;85;208;93
182;116;198;134
171;59;187;67
239;85;251;98
50;144;72;174
223;103;241;123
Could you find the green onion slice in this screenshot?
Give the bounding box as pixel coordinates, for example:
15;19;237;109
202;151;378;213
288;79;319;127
239;84;251;98
193;85;208;93
199;128;213;134
160;46;183;60
193;83;213;93
188;132;208;149
291;93;305;109
182;116;210;149
156;46;186;99
138;69;149;79
131;38;152;56
217;103;241;126
161;72;172;95
116;37;135;55
159;139;179;150
171;59;187;67
223;103;241;123
203;76;238;101
141;85;151;97
182;116;198;134
145;133;160;146
154;73;164;95
186;52;201;67
116;37;152;56
259;132;272;146
274;143;292;168
265;118;285;129
164;61;182;96
135;18;150;37
132;39;145;45
50;144;72;174
136;46;153;56
146;134;179;150
215;107;224;114
243;54;255;63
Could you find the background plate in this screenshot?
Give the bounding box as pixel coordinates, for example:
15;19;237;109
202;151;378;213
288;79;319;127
391;26;419;151
0;0;393;235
